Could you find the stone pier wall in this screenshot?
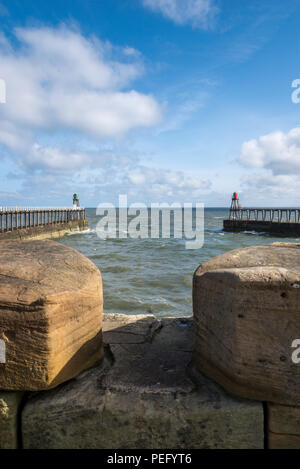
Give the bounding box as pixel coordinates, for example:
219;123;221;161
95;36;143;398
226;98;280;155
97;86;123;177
0;240;300;449
223;219;300;235
193;243;300;449
0;219;88;241
0;314;264;449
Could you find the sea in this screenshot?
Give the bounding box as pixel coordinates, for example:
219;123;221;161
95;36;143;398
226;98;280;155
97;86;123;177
58;207;300;318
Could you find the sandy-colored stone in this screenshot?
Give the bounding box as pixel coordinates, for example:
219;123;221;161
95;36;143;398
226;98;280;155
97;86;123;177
103;313;157;345
269;433;300;449
22;314;263;449
0;391;24;449
268;403;300;436
0;240;103;391
0;219;88;242
103;314;195;393
267;403;300;449
193;243;300;405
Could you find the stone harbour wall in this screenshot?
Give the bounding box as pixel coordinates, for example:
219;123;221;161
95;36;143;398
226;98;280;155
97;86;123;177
193;242;300;449
0;219;88;242
0;241;300;449
223;219;300;236
1;314;264;449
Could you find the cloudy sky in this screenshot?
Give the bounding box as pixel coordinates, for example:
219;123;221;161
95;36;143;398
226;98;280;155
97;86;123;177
0;0;300;207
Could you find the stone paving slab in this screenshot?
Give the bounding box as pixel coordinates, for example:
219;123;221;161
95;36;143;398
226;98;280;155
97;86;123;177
21;314;264;449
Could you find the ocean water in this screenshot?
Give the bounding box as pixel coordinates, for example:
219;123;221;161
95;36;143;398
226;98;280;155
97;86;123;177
58;208;300;318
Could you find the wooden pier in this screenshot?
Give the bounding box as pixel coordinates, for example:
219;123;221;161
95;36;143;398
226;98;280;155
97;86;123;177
0;207;87;240
224;207;300;236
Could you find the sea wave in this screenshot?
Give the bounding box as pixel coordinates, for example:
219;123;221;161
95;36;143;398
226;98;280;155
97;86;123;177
241;230;268;236
66;228;96;236
60;208;300;319
101;265;133;273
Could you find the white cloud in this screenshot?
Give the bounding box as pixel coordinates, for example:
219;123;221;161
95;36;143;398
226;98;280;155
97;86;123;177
0;25;214;205
238;127;300;175
242;173;298;193
142;0;217;28
239;171;300;206
236;127;300;205
52;90;161;138
128;166;211;198
0;25;162;172
20;144;93;172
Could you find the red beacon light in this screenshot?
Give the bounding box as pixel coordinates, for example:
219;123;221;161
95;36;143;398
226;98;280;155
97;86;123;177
230;192;241;218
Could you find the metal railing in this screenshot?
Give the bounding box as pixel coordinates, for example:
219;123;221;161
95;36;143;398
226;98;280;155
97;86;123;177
0;208;86;232
229;208;300;223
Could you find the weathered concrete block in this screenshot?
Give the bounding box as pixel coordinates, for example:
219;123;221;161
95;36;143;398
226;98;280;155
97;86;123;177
268;403;300;449
22;314;263;449
0;391;23;449
0;240;103;391
193;243;300;405
102;314;195;394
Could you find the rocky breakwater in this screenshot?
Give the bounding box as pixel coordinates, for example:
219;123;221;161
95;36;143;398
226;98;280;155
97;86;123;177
193;242;300;449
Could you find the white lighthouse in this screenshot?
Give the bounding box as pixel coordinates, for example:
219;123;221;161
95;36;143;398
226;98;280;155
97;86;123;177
73;193;80;209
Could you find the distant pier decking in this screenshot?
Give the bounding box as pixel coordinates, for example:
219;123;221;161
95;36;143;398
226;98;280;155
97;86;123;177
223;208;300;236
0;207;88;241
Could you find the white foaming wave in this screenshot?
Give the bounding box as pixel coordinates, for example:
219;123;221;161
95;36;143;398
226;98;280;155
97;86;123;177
242;230;268;236
66;228;96;236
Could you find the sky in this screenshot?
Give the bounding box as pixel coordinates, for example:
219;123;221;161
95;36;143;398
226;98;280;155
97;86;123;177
1;0;300;207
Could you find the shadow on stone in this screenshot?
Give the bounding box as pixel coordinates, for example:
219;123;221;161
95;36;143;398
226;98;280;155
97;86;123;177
50;329;104;389
21;314;264;449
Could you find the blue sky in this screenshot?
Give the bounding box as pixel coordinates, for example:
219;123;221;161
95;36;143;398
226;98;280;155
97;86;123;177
0;0;300;207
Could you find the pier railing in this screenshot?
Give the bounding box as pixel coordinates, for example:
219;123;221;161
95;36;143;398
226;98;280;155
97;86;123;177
229;208;300;223
0;208;86;232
